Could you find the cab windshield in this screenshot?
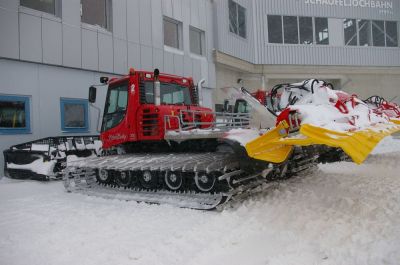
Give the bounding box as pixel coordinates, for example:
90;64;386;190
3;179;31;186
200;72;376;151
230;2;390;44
142;81;192;105
102;82;128;131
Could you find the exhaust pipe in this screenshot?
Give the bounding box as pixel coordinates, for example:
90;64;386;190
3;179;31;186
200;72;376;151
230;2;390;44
154;69;161;105
197;79;205;105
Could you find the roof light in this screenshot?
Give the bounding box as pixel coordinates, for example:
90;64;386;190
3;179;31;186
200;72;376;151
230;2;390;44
182;79;187;83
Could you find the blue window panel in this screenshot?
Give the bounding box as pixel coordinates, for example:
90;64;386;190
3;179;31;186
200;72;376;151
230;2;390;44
60;98;89;133
0;95;31;135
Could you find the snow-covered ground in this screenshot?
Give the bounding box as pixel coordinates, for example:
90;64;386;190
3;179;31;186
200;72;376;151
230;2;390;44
1;137;400;265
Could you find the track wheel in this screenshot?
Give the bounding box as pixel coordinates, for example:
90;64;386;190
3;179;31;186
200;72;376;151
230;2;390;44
165;171;183;191
115;171;131;188
96;168;112;184
139;170;157;189
195;172;216;192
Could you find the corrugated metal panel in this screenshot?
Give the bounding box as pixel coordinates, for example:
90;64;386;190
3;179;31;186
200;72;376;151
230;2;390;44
62;24;81;68
151;0;163;49
140;45;153;70
153;48;164;71
113;38;128;74
42;18;62;65
128;42;141;69
127;0;141;44
98;32;113;72
190;0;200;28
19;13;42;63
139;0;152;46
112;0;127;40
214;0;255;63
0;7;19;59
173;53;184;76
81;28;98;71
262;44;400;66
4;0;214;85
216;0;400;66
172;0;183;21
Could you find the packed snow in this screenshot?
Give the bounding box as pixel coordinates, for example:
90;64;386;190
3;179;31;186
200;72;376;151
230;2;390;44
279;80;395;132
6;157;56;176
1;136;400;265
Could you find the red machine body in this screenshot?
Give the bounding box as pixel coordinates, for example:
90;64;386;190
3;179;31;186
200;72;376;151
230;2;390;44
100;70;214;149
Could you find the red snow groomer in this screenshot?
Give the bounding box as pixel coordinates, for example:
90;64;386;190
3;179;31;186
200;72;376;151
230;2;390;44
5;69;399;210
63;69;321;209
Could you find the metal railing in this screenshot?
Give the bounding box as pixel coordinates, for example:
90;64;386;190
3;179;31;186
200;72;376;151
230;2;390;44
164;109;252;134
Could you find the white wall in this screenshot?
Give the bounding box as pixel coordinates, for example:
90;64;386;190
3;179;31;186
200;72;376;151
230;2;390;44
0;59;110;175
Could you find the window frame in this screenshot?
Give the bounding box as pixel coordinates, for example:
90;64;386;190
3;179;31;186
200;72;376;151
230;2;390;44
385;21;399;47
228;0;247;39
283;16;299;44
20;0;62;17
163;16;183;50
60;98;89;133
189;26;205;56
343;19;398;48
343;19;358;46
80;0;112;31
267;15;329;46
299;16;314;45
314;17;329;45
0;95;31;135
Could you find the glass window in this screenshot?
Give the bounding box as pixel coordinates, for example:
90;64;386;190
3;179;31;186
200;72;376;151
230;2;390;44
0;95;31;134
315;17;329;45
160;83;192;105
60;98;89;132
228;0;246;39
142;82;154;104
190;26;205;56
372;20;385;47
358;20;372;46
344;19;358;46
283;16;299;44
142;81;192;105
386;21;398;47
164;17;182;49
237;4;246;38
102;83;128;131
299;17;313;45
268;15;283;44
81;0;110;30
228;0;238;35
20;0;56;15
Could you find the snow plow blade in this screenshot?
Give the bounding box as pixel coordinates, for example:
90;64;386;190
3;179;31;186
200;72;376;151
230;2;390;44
244;121;294;164
246;121;400;165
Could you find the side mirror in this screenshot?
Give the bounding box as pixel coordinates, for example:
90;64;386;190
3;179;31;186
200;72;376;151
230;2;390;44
100;76;109;84
89;86;97;103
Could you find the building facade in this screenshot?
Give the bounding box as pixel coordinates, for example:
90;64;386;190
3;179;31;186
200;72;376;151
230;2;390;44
0;0;215;173
0;0;399;174
213;0;400;105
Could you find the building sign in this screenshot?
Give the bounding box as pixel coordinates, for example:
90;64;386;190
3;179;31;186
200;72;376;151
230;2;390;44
304;0;393;10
